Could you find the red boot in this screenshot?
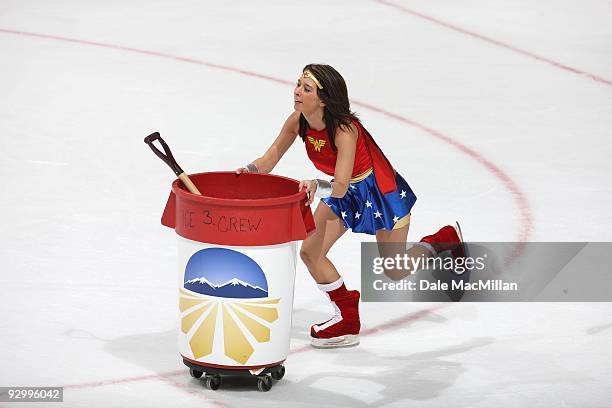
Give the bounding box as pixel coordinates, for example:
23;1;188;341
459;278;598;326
418;221;466;259
310;279;360;348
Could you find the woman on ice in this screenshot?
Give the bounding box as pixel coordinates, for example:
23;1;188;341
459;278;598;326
237;64;464;348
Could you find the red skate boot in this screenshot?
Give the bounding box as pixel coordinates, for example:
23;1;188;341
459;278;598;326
417;221;467;260
417;221;471;294
310;279;361;348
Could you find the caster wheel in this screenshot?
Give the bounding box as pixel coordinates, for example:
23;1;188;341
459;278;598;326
205;374;221;390
271;365;285;380
189;368;203;379
257;375;272;392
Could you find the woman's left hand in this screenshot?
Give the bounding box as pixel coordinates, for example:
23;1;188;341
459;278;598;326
298;180;317;206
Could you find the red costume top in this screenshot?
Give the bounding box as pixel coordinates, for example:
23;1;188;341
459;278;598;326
302;120;397;194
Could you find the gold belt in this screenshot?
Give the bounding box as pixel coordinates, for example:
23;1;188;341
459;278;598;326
350;168;373;183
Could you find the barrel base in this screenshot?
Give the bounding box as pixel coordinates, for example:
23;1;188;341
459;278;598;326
182;357;285;391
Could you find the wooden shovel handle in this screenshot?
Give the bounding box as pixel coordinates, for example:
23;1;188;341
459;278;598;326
144;132;202;195
178;173;202;195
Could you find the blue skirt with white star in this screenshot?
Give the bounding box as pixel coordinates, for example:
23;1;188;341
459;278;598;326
321;171;417;235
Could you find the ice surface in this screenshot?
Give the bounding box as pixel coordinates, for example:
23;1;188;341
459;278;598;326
1;1;611;407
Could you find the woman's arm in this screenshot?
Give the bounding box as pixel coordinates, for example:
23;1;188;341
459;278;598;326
238;111;300;174
329;122;358;197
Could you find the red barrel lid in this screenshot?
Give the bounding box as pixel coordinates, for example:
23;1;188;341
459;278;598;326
161;172;316;246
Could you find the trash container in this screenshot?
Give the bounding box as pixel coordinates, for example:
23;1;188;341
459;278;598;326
160;171;315;391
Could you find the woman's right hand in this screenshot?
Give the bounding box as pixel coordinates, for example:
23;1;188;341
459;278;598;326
298;180;318;206
235;162;260;174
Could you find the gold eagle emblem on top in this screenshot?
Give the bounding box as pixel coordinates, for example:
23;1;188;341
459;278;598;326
308;136;326;152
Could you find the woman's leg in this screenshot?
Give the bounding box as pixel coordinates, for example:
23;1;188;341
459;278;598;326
375;216;433;280
300;202;360;347
376;216;466;280
300;201;348;284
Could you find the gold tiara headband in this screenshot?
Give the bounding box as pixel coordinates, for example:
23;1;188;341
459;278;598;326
302;70;323;90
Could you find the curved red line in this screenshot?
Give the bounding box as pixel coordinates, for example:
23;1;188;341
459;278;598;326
374;0;612;88
353;100;533;242
62;304;447;389
0;28;532;392
0;27;533;242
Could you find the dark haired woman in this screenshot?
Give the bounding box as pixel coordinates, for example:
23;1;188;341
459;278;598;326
236;64;464;348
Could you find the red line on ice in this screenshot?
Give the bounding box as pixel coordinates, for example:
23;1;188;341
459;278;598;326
374;0;612;88
0;27;533;242
0;28;531;393
61;304;448;389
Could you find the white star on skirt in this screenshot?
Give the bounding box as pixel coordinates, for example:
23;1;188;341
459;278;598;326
355;212;361;219
393;215;399;223
365;200;373;208
400;190;407;198
341;211;347;218
374;210;382;218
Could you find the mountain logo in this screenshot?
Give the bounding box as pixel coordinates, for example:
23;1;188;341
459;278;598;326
181;247;280;364
183;248;269;299
184;276;268;298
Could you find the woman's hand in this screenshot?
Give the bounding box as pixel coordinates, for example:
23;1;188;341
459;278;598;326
235;162;258;174
298;180;318;206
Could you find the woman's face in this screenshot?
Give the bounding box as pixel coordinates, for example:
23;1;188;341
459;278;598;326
294;75;324;115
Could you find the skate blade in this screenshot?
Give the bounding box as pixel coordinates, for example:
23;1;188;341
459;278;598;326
450;221;472;302
310;334;360;349
454;221;470;258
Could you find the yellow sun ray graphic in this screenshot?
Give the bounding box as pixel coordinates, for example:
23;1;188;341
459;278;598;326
189;303;218;359
222;303;254;364
242;298;280;305
227;303;271;342
180;291;280;364
181;301;213;334
232;302;279;323
179;296;208;312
